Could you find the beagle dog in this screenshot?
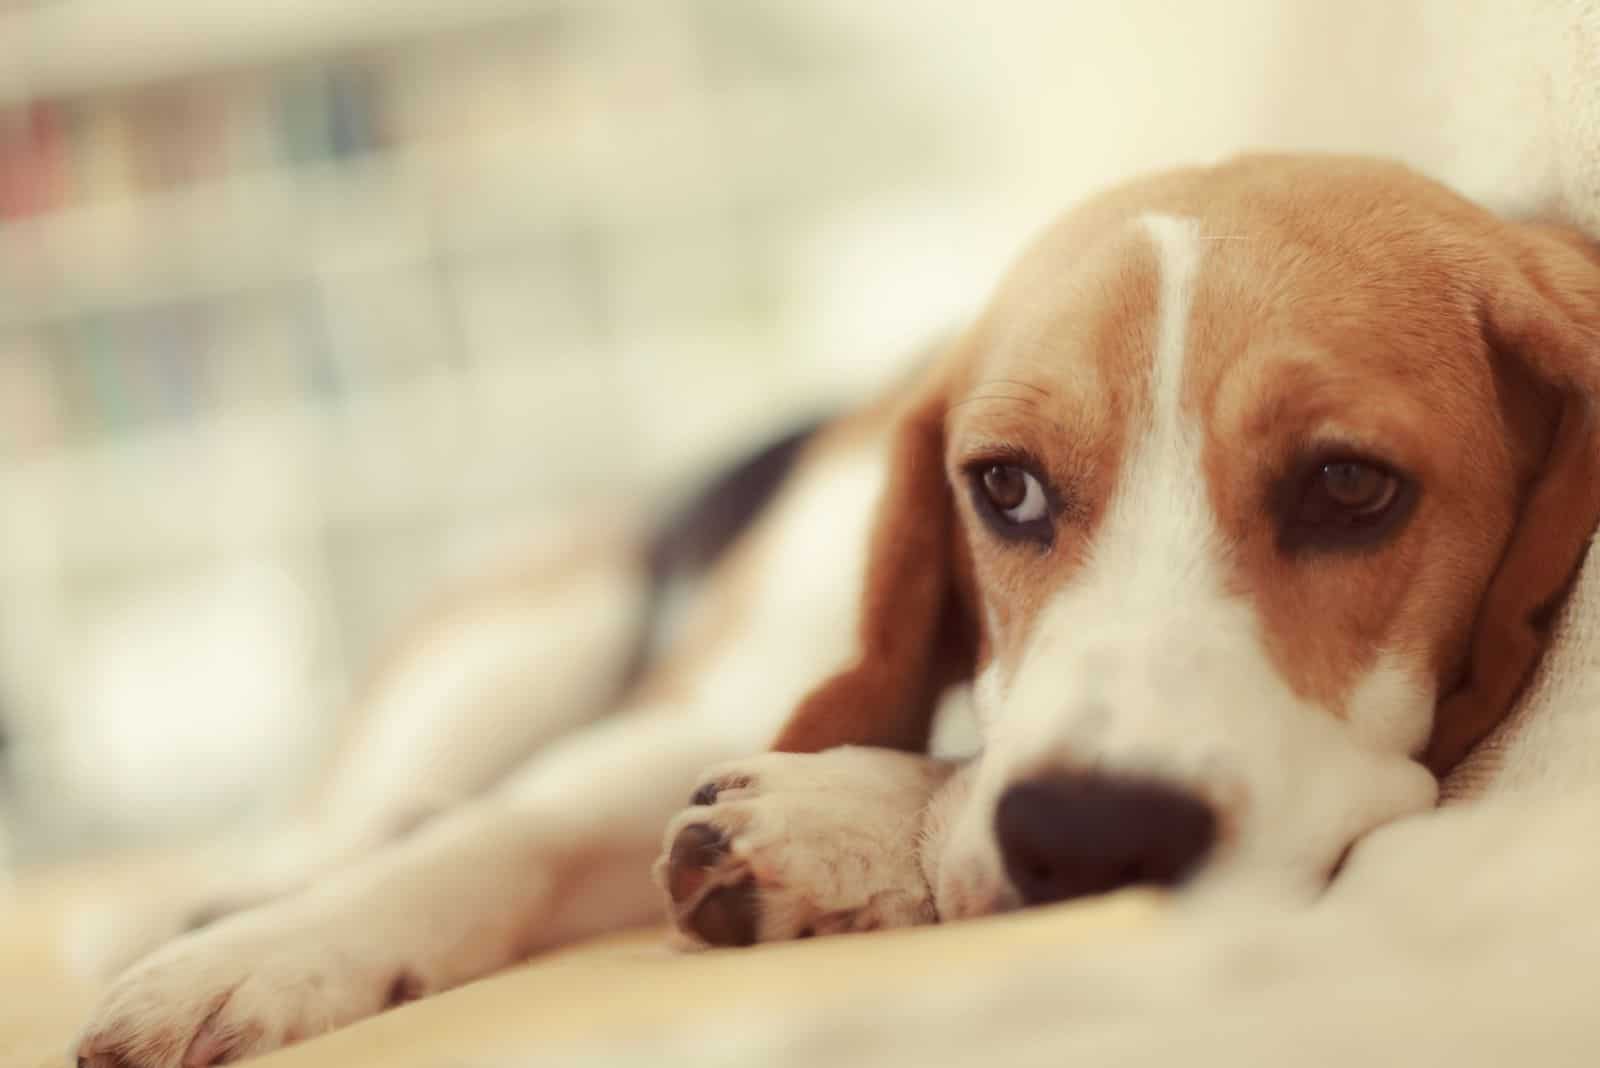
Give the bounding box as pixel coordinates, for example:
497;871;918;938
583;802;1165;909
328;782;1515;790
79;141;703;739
76;153;1600;1068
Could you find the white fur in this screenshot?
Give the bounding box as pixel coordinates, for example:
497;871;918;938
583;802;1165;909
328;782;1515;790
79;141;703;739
326;563;649;836
695;440;890;737
1343;654;1435;756
658;748;951;944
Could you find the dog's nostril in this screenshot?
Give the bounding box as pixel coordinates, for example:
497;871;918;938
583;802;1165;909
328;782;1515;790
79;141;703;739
994;774;1216;907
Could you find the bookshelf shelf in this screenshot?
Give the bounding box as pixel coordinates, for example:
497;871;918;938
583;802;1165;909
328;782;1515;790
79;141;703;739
0;0;572;106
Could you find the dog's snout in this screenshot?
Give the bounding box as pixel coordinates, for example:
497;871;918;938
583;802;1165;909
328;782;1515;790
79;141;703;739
994;774;1216;906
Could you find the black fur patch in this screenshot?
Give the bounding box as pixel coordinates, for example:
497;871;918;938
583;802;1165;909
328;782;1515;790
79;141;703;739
620;415;834;689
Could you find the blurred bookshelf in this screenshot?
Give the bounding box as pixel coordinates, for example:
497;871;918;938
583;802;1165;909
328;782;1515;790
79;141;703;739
0;0;573;105
0;0;970;858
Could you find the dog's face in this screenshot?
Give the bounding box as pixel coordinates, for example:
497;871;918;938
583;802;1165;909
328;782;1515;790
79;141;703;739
778;155;1600;914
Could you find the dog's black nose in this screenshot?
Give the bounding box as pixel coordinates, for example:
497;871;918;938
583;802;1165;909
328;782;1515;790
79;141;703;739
994;774;1217;906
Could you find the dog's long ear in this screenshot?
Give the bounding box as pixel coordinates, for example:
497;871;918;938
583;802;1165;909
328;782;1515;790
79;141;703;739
773;362;974;754
1424;223;1600;775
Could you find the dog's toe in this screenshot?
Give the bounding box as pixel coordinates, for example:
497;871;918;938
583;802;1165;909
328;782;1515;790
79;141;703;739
688;773;755;807
666;823;729;904
684;879;760;947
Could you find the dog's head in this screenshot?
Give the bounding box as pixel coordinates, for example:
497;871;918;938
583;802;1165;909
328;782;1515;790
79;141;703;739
776;155;1600;914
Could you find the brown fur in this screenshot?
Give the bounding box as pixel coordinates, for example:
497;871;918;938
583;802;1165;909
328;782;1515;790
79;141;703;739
773;368;976;754
1422;223;1600;772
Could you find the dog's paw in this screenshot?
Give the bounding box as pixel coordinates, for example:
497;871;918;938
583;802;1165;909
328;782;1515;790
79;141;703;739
654;747;951;947
74;909;412;1068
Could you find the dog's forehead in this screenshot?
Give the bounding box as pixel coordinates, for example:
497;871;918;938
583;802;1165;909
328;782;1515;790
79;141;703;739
961;172;1225;407
960;156;1497;420
963;219;1160;423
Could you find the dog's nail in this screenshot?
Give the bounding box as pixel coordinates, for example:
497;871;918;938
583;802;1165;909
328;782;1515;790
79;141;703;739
183;999;258;1068
183;905;228;934
686;879;760;947
690;776;750;806
667;823;727;903
183;1024;231;1068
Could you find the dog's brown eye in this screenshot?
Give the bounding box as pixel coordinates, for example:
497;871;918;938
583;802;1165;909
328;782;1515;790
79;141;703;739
1278;453;1414;553
981;465;1046;523
965;456;1055;546
982;465;1026;511
1310;461;1398;520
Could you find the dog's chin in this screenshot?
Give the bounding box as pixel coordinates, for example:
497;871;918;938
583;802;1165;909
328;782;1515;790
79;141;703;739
933;863;1015;923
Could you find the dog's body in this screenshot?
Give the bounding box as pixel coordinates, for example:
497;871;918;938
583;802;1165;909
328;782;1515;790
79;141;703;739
76;155;1600;1068
73;391;929;1067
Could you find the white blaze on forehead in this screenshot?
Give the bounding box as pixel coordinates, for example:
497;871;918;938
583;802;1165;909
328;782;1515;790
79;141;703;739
1145;215;1204;440
1084;213;1220;609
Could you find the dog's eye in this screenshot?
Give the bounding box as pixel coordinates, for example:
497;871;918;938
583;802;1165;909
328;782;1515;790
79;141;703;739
981;464;1047;524
963;453;1057;546
1279;454;1414;552
1302;461;1398;522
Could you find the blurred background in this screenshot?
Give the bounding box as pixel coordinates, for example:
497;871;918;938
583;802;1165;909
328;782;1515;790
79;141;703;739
0;0;1549;868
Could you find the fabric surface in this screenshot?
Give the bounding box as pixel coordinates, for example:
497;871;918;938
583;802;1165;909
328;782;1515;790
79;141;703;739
0;861;1161;1068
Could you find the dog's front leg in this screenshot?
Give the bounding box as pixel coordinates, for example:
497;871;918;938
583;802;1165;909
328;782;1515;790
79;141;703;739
75;711;749;1068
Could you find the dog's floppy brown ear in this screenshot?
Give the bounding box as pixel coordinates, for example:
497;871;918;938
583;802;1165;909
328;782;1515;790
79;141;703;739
1424;223;1600;775
773;364;974;754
